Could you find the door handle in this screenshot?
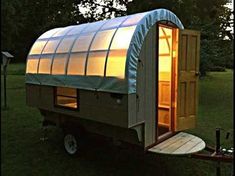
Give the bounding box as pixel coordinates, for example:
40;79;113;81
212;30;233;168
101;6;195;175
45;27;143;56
195;71;200;76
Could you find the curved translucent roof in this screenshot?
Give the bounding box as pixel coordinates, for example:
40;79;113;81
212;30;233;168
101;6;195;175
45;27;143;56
26;8;183;94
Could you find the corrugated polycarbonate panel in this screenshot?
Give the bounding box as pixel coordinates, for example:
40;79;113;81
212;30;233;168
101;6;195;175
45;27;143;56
86;51;107;76
52;54;68;75
26;55;40;73
56;37;75;53
42;39;61;54
26;8;184;94
121;12;148;27
52;26;74;37
81;20;106;34
29;40;47;55
38;54;53;74
100;16;128;30
72;33;95;52
38;28;61;39
90;29;115;51
110;26;136;50
66;24;88;36
106;49;127;79
67;52;87;75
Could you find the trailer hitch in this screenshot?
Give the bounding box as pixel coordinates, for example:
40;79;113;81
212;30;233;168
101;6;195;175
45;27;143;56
190;128;233;176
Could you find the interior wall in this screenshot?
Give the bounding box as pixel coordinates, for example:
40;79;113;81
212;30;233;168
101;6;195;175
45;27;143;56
158;26;173;130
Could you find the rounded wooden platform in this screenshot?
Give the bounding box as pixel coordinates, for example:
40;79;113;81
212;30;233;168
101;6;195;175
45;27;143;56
148;132;206;155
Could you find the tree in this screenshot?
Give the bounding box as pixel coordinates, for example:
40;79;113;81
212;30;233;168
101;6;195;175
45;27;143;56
1;0;87;62
80;0;233;75
126;0;233;75
78;0;129;21
1;0;233;72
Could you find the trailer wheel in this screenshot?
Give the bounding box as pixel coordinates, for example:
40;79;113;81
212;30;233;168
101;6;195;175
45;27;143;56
64;133;79;156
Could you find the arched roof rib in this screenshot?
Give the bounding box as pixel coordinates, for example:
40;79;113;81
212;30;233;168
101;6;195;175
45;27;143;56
26;8;183;94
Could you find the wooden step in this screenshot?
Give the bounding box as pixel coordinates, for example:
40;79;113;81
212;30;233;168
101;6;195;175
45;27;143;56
148;132;205;155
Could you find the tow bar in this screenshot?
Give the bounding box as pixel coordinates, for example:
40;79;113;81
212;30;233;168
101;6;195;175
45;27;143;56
190;128;233;176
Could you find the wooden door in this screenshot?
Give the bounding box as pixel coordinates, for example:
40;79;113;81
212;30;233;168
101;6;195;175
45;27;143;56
175;29;200;131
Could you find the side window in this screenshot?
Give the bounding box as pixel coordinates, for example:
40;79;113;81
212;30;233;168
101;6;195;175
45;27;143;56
55;87;78;109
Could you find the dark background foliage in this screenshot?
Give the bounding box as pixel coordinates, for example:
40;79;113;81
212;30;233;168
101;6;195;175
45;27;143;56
1;0;234;76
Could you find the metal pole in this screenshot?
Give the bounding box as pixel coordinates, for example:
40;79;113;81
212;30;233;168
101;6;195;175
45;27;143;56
3;65;7;109
216;162;221;176
216;128;221;154
216;128;221;176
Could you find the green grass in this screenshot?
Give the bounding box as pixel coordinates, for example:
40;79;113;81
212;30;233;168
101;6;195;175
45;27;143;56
1;64;233;176
1;63;25;75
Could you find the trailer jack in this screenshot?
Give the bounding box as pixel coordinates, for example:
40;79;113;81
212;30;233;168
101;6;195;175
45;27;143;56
190;128;233;176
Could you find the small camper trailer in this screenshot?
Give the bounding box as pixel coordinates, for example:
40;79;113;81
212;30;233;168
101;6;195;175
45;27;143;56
26;8;205;155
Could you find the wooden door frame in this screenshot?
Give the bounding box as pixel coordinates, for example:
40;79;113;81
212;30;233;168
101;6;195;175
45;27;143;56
155;23;176;143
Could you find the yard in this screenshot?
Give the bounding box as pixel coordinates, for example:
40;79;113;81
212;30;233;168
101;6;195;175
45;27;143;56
1;63;233;176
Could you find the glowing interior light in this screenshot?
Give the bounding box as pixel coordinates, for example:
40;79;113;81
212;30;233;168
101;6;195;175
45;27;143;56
29;40;47;55
42;39;60;54
159;27;172;55
51;54;68;75
158;26;173;80
106;49;127;79
173;50;176;58
38;55;53;74
56;87;77;108
86;51;107;76
26;56;40;73
67;52;87;75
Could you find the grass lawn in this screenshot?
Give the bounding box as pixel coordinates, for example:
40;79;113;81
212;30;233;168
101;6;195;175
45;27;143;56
1;64;233;176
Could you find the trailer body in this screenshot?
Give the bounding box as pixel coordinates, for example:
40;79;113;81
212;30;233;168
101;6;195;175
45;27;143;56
26;8;204;153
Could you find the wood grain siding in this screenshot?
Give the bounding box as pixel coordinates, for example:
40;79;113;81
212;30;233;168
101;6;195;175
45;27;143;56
179;82;186;117
40;86;54;109
176;29;200;131
189;36;197;70
135;24;156;147
26;84;128;128
181;35;188;71
128;94;137;126
159;81;170;106
148;132;205;155
189;81;196;115
26;84;40;107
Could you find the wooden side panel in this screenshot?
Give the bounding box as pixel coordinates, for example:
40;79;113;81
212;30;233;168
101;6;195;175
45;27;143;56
26;84;128;128
128;94;137;126
40;86;54;109
26;84;40;107
175;29;200;131
135;25;156;147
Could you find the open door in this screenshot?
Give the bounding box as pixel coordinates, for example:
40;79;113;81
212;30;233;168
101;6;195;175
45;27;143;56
148;28;204;155
175;29;200;131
